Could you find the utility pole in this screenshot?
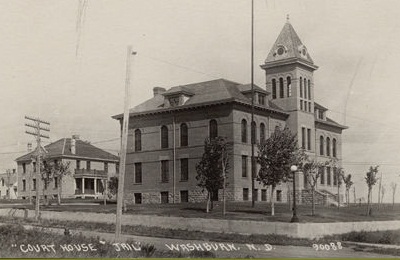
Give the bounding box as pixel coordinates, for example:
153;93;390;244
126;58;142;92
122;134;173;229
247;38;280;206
6;169;11;199
250;0;256;208
378;171;382;207
25;116;50;221
115;46;136;239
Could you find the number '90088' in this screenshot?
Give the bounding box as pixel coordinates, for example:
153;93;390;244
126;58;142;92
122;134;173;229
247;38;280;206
312;242;342;251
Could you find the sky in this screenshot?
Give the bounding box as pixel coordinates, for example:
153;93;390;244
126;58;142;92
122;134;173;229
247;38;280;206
1;0;400;202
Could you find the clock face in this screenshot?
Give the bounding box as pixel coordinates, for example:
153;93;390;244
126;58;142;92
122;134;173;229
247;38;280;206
277;47;285;55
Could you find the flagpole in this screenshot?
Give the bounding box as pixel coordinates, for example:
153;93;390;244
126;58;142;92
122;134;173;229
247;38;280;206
251;0;256;207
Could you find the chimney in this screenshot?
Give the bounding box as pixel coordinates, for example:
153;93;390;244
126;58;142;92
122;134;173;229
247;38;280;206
72;134;80;140
71;136;77;155
153;87;166;97
27;143;32;152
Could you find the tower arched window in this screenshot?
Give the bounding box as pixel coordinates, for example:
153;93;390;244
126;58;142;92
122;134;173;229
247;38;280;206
241;119;247;143
272;79;277;99
333;138;337;158
251;121;256;144
180;123;188;147
300;77;303;98
209;119;218;139
326;137;331;157
304;78;307;99
134;129;141;151
260;123;266;142
161;126;169;149
287;76;292;97
279;78;284;98
319;135;324;155
308;79;311;100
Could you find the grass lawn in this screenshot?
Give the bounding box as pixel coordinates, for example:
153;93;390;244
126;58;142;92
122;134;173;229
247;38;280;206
4;200;400;223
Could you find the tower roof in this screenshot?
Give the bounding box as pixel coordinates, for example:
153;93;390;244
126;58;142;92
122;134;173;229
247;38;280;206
265;19;314;65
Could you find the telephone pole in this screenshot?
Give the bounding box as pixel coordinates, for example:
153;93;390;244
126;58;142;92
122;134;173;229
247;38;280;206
115;46;136;239
25;116;50;221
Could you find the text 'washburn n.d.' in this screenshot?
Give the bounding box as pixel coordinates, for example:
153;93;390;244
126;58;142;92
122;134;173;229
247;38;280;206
111;18;348;205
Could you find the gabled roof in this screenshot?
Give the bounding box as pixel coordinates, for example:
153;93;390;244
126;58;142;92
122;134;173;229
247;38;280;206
265;20;314;64
316;117;348;130
314;102;328;111
15;138;119;162
113;79;288;119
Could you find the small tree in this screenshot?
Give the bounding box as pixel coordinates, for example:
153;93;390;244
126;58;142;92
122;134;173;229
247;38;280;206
40;161;53;205
381;185;386;205
41;160;71;205
196;137;229;213
391;182;397;208
108;176;118;199
365;165;379;216
342;174;354;207
257;127;299;216
299;153;330;216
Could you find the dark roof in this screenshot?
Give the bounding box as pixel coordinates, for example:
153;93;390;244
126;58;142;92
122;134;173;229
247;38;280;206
316;117;348;130
265;21;314;64
113;78;287;118
15;138;119;162
237;84;269;94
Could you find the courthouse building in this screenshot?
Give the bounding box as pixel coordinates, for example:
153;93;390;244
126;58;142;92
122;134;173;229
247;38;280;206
113;19;347;204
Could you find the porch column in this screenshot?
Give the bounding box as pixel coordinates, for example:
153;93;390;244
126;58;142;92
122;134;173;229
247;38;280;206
94;178;97;195
82;178;85;194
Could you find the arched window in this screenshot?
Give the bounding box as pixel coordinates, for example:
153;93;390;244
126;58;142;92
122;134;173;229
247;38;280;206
279;78;284;98
134;129;141;151
161;125;168;149
304;78;307;99
180;123;188;147
326;137;331;156
260;123;266;142
308;79;311;100
241;119;247;143
333;138;337;158
209;119;218;139
286;76;292;97
300;77;303;98
251;121;256;144
319;136;324;155
272;79;277;99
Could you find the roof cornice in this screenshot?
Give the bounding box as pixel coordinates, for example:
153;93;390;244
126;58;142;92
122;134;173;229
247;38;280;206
260;57;318;71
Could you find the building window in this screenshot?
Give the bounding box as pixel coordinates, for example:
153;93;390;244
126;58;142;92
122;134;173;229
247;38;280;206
33;162;36;172
258;94;265;105
104;162;108;172
180;190;189;203
300;77;303;98
135;129;142;151
161;125;169;149
161;191;169;204
251;121;256;144
241;119;247;143
333;139;337;158
333;167;338;186
304;78;307;99
180;123;188;147
272;79;277;99
86;161;91;170
279;78;284;98
180;158;188;181
134;193;142;204
22;163;26;174
243;188;249;201
32;179;36;191
301;127;306;149
261;189;267;201
318;110;324;120
135;163;142;184
209;119;218;139
319;167;325;185
320;136;324;155
327;167;331;185
242;155;248;177
300;100;303;110
308;102;311;112
1;179;3;186
76;160;81;170
308;80;311;100
54;177;58;189
161;160;169;183
276;190;282;202
287;76;292;97
304;172;308;187
307;129;311;150
116;163;119;174
260;123;265;142
326;137;331;156
22;180;26;191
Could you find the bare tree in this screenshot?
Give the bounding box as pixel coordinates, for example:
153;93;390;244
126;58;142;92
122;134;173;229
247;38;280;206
342;174;354;207
365;165;379;216
391;182;397;208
